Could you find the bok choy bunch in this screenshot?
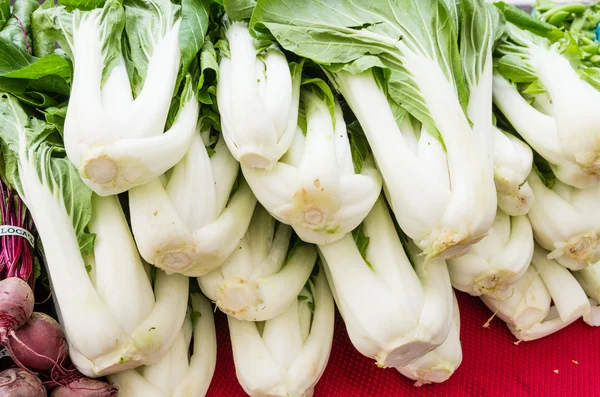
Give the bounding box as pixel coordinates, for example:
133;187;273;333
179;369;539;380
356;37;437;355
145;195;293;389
228;266;334;397
526;169;600;270
129;121;257;276
199;205;317;321
109;294;217;397
491;125;535;216
397;293;462;386
0;94;188;377
318;197;454;369
33;0;204;195
482;245;590;341
241;79;382;245
493;4;600;189
129;38;257;276
574;262;600;326
216;6;302;170
447;209;534;297
251;0;499;260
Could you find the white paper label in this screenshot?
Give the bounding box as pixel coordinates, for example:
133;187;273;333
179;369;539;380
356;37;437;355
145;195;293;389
0;225;35;247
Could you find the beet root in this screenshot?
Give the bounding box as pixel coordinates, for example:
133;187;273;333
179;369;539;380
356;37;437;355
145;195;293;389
7;312;70;374
49;377;118;397
0;368;47;397
0;277;34;341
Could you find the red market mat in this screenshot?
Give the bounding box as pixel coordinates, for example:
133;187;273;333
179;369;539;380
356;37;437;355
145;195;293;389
206;292;600;397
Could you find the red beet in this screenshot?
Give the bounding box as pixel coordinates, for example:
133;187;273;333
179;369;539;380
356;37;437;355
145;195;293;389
49;378;118;397
0;368;47;397
7;312;69;373
0;277;34;341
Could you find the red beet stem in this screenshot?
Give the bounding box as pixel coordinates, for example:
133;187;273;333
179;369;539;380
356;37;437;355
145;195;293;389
0;180;36;288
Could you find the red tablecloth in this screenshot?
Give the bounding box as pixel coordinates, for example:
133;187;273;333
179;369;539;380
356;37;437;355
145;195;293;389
206;292;600;397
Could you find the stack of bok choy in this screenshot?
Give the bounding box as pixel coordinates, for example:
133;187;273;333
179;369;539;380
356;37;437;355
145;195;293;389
0;0;598;395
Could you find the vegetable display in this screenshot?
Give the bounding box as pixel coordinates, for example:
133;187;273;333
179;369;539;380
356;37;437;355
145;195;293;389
0;0;598;396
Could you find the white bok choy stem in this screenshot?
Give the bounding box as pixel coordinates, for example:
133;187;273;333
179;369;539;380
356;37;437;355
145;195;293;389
482;245;589;341
462;3;534;217
199;205;317;321
330;63;496;260
35;0;200;195
241;80;381;245
217;21;302;170
109;294;217;397
318;196;454;368
0;93;188;377
447;209;534;297
228;266;334;397
71;195;189;376
491;126;535;216
573;263;600;326
397;293;462;386
526;170;600;270
493;10;600;188
491;72;592;189
129;124;257;276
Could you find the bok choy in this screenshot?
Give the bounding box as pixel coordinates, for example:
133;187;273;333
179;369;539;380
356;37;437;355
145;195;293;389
109;294;217;397
397;293;462;386
33;0;204;195
318;197;454;368
493;4;600;189
526;169;600;270
251;0;498;259
241;79;381;245
217;15;302;170
228;266;334;397
129;34;258;276
447;209;534;297
198;205;317;321
482;245;590;341
0;93;188;377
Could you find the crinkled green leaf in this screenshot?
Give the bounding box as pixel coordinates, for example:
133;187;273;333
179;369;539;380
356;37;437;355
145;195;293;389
0;0;9;31
43;104;68;135
497;53;537;83
58;0;107;11
33;0;125;84
0;50;71;80
178;0;209;89
0;0;39;52
197;37;219;104
459;0;500;96
301;77;336;127
125;0;180;88
0;70;70;108
31;0;55;57
223;0;256;21
580;66;600;90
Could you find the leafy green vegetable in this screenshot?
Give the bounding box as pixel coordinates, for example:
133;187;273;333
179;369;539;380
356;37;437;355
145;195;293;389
251;0;466;139
346;120;370;174
0;0;39;51
495;2;564;41
351;223;373;271
223;0;256;21
0;93;96;255
0;0;9;31
533;152;556;189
